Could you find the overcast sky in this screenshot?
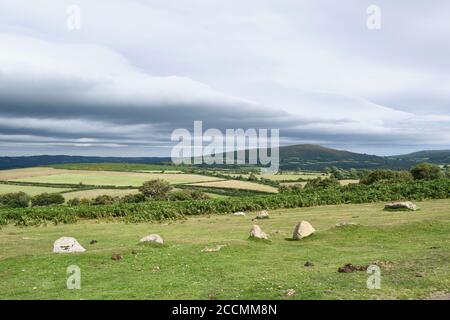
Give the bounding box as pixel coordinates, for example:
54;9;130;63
0;0;449;156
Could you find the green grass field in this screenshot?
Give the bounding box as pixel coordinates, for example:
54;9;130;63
1;199;448;300
0;184;71;196
12;172;222;187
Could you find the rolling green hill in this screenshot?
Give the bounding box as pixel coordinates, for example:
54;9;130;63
389;150;450;164
1;145;449;171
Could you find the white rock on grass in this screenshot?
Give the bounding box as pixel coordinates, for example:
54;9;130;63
255;210;269;220
53;237;86;253
140;234;164;245
335;221;358;227
249;225;268;240
233;212;246;216
292;221;316;240
385;201;418;211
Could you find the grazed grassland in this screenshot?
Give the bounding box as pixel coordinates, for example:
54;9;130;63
0;199;448;300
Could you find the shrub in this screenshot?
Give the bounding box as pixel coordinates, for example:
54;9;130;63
1;178;449;226
304;177;340;189
279;184;303;194
91;195;116;206
120;193;146;204
31;193;65;207
79;198;91;205
67;198;81;207
360;169;413;185
0;192;31;208
138;179;173;199
168;189;210;201
411;163;443;180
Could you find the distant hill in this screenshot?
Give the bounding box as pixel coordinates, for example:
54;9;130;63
278;144;396;170
0;155;170;170
199;144;448;170
388;150;450;164
0;145;448;171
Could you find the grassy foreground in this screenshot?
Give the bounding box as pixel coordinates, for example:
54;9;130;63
0;199;449;300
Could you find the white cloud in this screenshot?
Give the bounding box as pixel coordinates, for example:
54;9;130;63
0;1;449;155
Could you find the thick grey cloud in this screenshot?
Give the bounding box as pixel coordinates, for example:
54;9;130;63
0;0;449;156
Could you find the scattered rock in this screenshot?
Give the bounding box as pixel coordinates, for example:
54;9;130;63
254;210;269;220
292;221;315;240
111;254;123;261
139;234;164;245
384;201;418;211
90;240;98;245
233;212;246;216
304;261;314;267
153;266;161;272
338;263;368;273
335;221;358;227
202;245;226;253
53;237;86;253
285;289;296;297
249;225;268;240
22;237;30;240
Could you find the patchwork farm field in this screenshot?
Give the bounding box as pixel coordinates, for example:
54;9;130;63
0;199;449;300
0;166;282;200
0;167;65;180
11;171;222;187
0;184;72;196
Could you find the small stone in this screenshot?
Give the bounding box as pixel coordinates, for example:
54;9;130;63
202;245;226;253
255;210;269;220
304;261;314;267
139;234;164;245
249;225;268;240
53;237;86;253
285;289;296;297
233;212;246;216
335;221;358;227
384;201;418;211
292;221;315;240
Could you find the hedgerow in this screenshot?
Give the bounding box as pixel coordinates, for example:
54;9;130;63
0;178;448;226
